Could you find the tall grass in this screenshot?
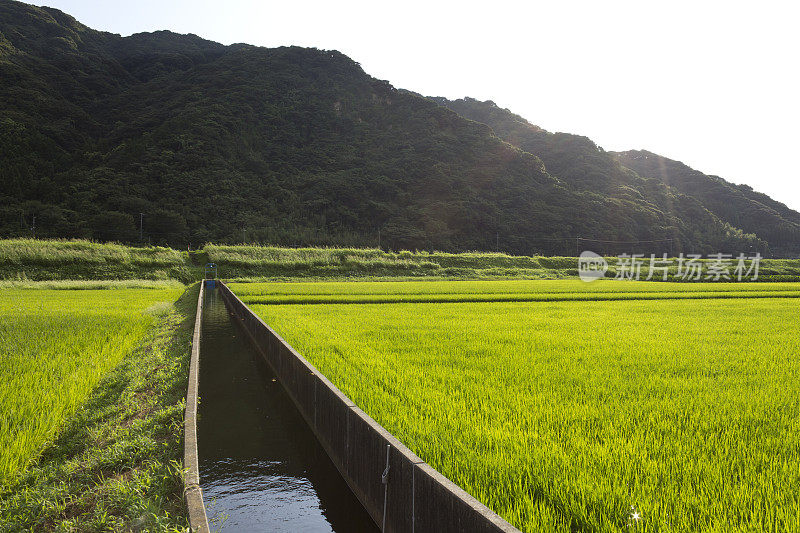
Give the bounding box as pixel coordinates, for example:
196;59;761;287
0;239;185;268
0;286;183;482
0;239;193;282
238;281;800;532
2;239;800;281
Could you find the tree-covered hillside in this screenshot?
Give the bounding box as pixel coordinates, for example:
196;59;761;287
1;1;792;255
613;150;800;256
432;97;798;255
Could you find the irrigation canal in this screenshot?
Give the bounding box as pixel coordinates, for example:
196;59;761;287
197;287;378;531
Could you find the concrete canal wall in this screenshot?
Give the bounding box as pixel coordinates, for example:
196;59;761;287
184;282;210;532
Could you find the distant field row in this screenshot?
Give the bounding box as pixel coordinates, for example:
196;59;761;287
230;279;800;305
234;280;800;532
231;279;800;296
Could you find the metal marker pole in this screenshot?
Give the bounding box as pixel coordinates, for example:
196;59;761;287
381;444;390;532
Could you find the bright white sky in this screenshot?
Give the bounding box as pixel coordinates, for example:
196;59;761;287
36;0;800;211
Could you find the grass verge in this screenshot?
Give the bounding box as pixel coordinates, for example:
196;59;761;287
0;285;198;532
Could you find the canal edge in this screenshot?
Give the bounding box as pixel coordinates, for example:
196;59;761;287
184;282;210;532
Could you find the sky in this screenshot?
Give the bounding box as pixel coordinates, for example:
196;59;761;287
36;0;800;211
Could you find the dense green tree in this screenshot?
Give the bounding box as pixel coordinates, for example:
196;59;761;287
90;211;137;242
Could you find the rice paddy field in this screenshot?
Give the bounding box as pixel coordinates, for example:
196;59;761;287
0;282;184;483
230;279;800;532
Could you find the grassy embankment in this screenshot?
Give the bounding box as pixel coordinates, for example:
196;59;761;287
235;280;800;533
0;240;195;283
0;283;197;531
3;238;800;281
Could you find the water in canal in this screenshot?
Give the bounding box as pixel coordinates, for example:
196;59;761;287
198;288;378;532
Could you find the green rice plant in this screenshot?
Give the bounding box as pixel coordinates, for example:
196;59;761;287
0;286;183;483
237;280;800;532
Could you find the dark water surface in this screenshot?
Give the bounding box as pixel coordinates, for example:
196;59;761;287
198;288;378;532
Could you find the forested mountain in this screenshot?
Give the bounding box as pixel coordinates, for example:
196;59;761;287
1;1;794;255
613;150;800;256
433;98;800;255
